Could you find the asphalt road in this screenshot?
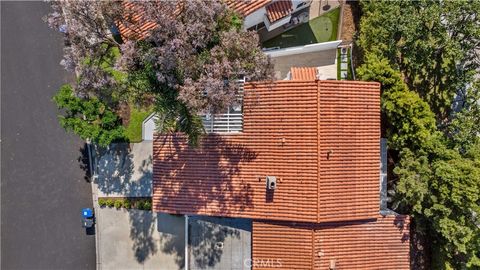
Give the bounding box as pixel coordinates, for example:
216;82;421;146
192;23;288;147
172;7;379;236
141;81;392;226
1;2;96;269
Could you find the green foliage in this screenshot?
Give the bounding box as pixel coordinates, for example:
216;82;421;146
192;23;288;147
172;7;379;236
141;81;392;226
114;200;123;209
357;52;480;268
53;84;126;147
357;54;437;151
135;200;145;210
358;0;480;119
395;142;480;269
123;199;131;209
142;200;152;211
124;104;153;143
105;199;114;208
448;81;480;153
262;7;340;48
98;198;107;207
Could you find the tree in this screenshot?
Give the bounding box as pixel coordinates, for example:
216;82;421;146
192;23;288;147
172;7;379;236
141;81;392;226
53;84;126;147
45;1;125;99
357;52;480;269
358;0;480;120
45;0;274;145
357;54;437;151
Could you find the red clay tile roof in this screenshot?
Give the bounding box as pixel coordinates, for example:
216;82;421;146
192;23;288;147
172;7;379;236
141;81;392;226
117;1;171;40
253;215;410;269
224;0;271;16
290;67;317;80
118;0;272;39
266;0;293;23
152;80;381;223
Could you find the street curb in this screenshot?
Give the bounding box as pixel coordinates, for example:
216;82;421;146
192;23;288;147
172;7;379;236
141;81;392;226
87;143;101;270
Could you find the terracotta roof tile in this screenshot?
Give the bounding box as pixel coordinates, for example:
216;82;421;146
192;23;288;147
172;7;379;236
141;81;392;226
224;0;271;16
266;0;293;23
118;0;272;39
153;80;381;223
253;215;410;269
290;67;317;80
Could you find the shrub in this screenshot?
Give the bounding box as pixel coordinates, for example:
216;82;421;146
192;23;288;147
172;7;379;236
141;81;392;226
105;199;114;208
136;200;145;210
114;200;123;209
142;200;152;211
98;198;107;207
123;199;131;209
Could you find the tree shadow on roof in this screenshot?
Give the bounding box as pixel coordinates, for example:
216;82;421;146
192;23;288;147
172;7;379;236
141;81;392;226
153;133;256;269
154;133;257;217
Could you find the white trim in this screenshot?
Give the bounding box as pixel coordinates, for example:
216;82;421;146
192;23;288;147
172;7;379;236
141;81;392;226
264;40;342;57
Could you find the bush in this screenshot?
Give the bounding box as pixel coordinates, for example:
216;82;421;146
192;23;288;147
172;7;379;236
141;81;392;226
142;200;152;211
114;200;123;209
123;199;131;209
98;198;107;207
136;200;145;210
105;199;114;208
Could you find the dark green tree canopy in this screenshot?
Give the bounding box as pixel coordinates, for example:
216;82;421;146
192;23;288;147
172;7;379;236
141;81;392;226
53;84;126;147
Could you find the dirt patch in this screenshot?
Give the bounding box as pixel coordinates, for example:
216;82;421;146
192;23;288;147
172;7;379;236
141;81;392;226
340;2;355;42
117;101;131;127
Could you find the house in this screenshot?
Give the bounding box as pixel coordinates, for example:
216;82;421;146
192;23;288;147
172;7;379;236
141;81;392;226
118;0;331;40
152;78;410;269
226;0;313;32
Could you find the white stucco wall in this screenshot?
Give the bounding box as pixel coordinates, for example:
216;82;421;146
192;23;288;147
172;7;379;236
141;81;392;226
243;7;266;29
142;113;158;141
264;40;342;57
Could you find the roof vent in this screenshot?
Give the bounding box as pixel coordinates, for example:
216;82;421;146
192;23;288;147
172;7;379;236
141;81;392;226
329;259;336;270
266;176;277;190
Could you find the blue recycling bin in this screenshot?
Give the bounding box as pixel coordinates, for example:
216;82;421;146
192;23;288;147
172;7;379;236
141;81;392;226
82;208;93;218
82;208;94;229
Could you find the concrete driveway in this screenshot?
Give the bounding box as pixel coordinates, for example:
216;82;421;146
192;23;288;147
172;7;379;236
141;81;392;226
93;142;152;198
96;208;185;270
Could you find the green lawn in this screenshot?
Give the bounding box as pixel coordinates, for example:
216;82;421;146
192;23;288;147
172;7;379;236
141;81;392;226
124;105;153;143
263;7;340;49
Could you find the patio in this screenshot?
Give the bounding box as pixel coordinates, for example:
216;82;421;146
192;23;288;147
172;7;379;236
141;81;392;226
262;7;340;49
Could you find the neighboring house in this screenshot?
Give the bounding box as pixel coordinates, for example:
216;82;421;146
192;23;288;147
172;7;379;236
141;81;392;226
118;0;326;40
227;0;313;32
152;78;410;269
265;40;341;79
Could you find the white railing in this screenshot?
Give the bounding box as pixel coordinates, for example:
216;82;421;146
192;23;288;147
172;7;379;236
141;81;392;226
201;80;244;133
202;106;243;133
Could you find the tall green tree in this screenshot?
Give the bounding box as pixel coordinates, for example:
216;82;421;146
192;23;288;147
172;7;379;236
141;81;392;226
359;0;480;120
53;84;126;147
358;54;480;269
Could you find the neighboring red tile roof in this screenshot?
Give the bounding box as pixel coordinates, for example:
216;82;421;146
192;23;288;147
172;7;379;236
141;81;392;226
153;80;381;223
118;0;272;39
253;215;410;269
117;1;170;40
224;0;271;16
290;67;317;80
266;0;293;23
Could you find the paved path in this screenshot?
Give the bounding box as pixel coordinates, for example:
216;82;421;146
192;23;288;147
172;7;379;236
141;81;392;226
1;2;95;269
